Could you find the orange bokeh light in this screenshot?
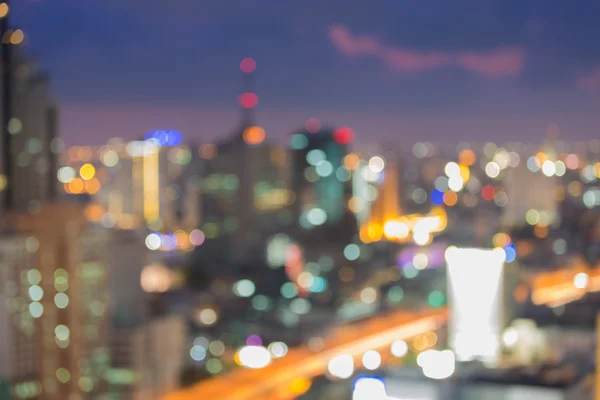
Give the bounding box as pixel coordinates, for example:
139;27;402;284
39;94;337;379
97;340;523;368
443;191;458;206
458;149;476;166
68;178;84;194
344;153;360;170
84;204;105;222
243;126;266;145
85;178;101;194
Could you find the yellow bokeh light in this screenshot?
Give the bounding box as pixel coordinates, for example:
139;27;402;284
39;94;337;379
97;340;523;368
233;351;242;366
79;163;96;180
367;223;383;242
10;29;24;45
0;174;6;191
412;335;427;351
459;165;470;183
424;331;438;347
243;126;265;145
289;377;312;396
492;232;511;248
535;152;547;165
0;4;8;19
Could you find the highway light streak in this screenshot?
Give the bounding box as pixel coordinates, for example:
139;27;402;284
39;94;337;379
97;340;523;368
161;309;447;400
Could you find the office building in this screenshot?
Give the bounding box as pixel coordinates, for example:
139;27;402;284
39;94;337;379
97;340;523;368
0;203;110;400
1;47;59;212
289;126;353;228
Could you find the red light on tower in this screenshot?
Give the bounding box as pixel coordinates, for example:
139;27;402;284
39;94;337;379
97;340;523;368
240;58;256;73
333;127;355;144
305;118;321;133
238;93;258;108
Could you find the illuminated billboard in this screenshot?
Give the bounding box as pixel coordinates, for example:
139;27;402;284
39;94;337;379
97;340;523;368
446;247;505;363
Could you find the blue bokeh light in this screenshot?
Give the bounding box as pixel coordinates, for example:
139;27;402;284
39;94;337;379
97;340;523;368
145;130;183;146
504;243;517;263
431;190;444;205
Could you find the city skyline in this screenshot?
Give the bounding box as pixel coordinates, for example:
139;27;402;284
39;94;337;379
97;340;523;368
2;2;600;400
11;0;600;145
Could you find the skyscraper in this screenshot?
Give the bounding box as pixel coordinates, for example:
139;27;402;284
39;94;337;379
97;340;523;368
289;126;354;228
1;46;59;212
0;204;110;400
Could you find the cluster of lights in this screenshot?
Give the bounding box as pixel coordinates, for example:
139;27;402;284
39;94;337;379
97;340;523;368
2;27;25;45
145;229;205;251
527;152;572;177
189;337;226;374
230;340;290;371
58;164;101;195
327;336;435;384
492;232;517;263
362;208;447;246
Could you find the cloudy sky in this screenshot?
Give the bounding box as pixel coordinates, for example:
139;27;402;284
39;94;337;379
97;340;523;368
12;0;600;145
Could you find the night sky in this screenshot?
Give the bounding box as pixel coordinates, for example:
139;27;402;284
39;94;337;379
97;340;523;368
12;0;600;145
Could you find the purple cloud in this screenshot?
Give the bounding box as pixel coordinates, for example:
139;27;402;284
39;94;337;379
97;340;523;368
328;24;526;79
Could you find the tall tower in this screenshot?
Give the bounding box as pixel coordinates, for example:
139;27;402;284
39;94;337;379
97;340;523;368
238;57;258;128
199;58;277;260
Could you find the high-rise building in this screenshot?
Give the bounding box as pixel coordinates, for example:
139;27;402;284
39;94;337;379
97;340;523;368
0;203;110;400
289;126;353;228
1;46;59;212
105;228;152;399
